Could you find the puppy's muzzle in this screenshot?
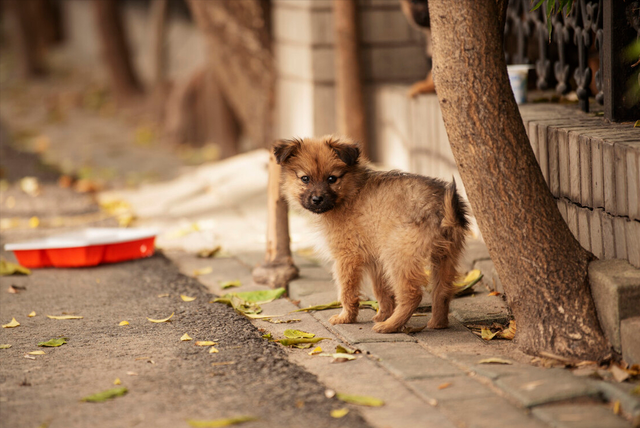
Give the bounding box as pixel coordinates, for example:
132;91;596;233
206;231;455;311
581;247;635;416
303;192;335;214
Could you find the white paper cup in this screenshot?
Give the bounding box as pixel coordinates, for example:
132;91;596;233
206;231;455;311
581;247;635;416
507;65;533;105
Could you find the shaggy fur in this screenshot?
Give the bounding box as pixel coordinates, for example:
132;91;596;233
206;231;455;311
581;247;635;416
274;136;470;333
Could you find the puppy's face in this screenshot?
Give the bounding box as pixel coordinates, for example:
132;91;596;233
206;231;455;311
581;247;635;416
274;137;361;214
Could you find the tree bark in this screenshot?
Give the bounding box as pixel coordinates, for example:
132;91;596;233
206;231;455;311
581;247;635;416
94;0;144;100
333;0;368;156
428;0;610;360
149;0;169;120
5;0;48;77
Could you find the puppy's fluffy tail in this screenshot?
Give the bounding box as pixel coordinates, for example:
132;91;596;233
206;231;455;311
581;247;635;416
441;178;470;234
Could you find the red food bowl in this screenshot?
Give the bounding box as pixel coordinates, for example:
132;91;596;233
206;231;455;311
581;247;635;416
5;228;158;268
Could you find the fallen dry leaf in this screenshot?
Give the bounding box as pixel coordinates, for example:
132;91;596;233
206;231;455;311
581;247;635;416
330;408;349;418
497;320;516;340
278;337;329;347
157;293;170;298
336;393;384;407
196;341;217;347
283;329;315;339
488;291;501;296
209;347;219;354
24;354;36;360
2;318;20;328
193;267;213;277
126;371;138;376
38;338;67;347
197;246;221;258
437;382;452;390
610;365;630;383
261;318;301;324
114;378;121;385
0;344;12;349
28;311;36;317
478;358;513;365
29;216;39;228
318;353;357;362
47;315;83;320
7;285;19;294
613;400;621;415
28;351;45;355
211;361;236;367
119;321;129;326
81;387;128;403
335;345;357;354
220;280;241;290
147;312;174;323
308;346;323;355
181;333;193;341
481;327;498;340
186;416;258;428
181;295;196;302
1;258;31;276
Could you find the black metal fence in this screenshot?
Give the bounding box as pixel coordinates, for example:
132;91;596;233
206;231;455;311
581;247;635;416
504;0;640;122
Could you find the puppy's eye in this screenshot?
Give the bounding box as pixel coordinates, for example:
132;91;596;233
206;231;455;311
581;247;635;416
300;176;310;183
327;175;337;184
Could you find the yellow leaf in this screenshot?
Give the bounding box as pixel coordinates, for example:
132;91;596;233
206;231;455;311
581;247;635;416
181;294;197;302
497;320;516;340
47;315;83;320
336;393;384;407
195;341;217;347
19;177;39;196
480;327;497;340
181;333;193;341
0;258;31;276
147;312;174;323
28;350;45;355
613;400;621;415
220;280;241;289
2;317;20;328
209;346;219;353
193;267;213;276
119;321;129;326
437;382;452;390
330;408;349;418
0;344;12;349
308;346;323;355
28;311;36;317
478;358;513;365
455;269;483;286
114;378;121;385
29;216;39;228
186;416;258;427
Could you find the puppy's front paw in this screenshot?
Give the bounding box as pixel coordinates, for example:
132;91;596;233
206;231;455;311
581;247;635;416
372;321;400;334
329;312;356;325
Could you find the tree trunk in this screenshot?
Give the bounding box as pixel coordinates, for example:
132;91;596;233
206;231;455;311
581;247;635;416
94;0;144;100
333;0;368;156
149;0;169;120
5;0;48;77
428;0;610;360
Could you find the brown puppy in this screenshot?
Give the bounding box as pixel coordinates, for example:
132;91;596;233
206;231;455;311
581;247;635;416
274;136;469;333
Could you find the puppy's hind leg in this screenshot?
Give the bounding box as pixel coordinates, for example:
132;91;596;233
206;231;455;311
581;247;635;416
426;255;457;329
368;264;395;323
329;258;363;325
372;268;424;333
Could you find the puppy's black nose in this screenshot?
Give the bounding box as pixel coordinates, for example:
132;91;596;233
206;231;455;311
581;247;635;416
312;196;323;205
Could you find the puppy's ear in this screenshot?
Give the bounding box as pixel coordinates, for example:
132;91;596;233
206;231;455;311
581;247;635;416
328;139;360;166
273;139;301;165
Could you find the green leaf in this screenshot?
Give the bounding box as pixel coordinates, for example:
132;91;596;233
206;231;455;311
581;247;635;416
531;0;545;11
634;120;640;128
336;393;384;407
278;337;329;347
283;329;315;339
81;387;128;402
231;288;286;303
220;280;241;290
38;337;68;347
186;416;258;428
0;258;31;276
0;344;11;349
262;332;273;341
359;301;379;311
293;302;342;312
213;296;262;316
335;345;356;354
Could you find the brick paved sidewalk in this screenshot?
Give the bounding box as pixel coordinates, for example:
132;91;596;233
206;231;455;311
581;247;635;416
167;249;639;428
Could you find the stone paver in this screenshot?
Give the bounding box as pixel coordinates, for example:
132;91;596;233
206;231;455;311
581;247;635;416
621;316;640;365
412;316;484;350
407;374;493;403
532;404;632;428
494;368;600;407
359;342;462;380
438;396;549;428
313;308;417;344
449;292;511;324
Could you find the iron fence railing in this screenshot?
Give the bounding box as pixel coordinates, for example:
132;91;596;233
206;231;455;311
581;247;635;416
504;0;640;122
